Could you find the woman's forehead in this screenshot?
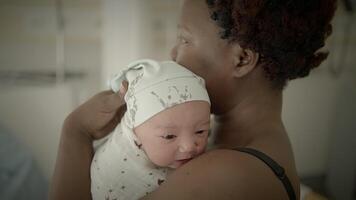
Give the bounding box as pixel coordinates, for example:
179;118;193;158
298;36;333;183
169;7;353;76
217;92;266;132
180;0;211;28
179;0;221;38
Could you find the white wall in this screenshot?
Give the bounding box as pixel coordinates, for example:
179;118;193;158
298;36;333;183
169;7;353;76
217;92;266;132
101;0;180;88
0;84;74;179
101;0;142;89
283;70;356;176
283;7;356;176
0;0;102;181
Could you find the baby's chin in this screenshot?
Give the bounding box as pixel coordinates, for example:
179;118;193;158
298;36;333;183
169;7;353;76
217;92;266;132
154;162;179;169
167;158;193;169
153;159;191;169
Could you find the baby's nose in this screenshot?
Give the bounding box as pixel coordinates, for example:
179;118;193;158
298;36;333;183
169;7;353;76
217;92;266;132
178;137;197;153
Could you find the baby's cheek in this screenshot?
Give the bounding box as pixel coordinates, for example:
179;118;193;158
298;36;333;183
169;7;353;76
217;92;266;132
150;146;176;167
197;138;208;152
200;135;209;145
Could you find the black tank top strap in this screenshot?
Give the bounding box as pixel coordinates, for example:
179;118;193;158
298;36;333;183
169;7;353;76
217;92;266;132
232;147;296;200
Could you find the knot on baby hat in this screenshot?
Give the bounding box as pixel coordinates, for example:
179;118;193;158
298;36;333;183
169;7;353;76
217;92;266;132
110;59;210;128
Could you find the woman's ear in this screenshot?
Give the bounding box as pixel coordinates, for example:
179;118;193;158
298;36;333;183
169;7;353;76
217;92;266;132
232;47;259;78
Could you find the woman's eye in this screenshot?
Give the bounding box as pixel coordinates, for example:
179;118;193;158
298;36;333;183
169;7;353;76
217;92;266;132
180;37;188;44
161;134;176;140
177;34;188;44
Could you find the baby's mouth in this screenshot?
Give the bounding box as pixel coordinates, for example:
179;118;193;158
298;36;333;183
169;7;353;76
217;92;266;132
176;158;192;165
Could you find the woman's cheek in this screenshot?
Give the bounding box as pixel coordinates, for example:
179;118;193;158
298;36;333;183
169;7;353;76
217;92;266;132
176;43;194;62
176;48;203;76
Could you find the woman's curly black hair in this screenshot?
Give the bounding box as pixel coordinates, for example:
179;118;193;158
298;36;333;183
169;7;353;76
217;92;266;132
206;0;337;89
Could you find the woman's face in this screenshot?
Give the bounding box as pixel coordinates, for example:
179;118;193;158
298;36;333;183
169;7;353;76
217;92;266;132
171;0;238;114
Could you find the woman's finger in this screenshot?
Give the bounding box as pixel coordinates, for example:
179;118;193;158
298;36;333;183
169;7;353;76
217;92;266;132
119;81;128;95
102;90;126;112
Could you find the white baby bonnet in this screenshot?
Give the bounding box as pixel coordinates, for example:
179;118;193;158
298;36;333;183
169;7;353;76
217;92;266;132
110;59;211;128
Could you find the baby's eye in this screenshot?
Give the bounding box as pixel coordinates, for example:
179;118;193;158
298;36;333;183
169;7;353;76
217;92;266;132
161;134;177;140
196;130;207;135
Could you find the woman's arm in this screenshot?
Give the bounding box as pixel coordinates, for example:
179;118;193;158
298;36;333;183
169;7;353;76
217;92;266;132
142;149;293;200
49;117;94;200
49;91;126;200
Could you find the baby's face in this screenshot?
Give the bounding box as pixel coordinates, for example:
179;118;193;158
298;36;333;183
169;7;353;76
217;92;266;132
134;101;210;169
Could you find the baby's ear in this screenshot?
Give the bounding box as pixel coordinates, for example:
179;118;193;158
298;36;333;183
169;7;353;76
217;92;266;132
134;140;142;149
232;47;259;78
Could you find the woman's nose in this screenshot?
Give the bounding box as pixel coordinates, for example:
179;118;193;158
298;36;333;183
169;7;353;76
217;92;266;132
170;45;177;61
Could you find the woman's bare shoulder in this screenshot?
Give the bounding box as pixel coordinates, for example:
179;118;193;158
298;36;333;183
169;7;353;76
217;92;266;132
142;149;289;200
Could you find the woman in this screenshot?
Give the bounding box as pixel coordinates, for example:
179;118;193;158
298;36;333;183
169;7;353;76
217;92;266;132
50;0;337;199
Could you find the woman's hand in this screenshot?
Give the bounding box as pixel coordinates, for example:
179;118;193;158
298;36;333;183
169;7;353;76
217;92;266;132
65;89;127;140
50;84;127;200
64;80;128;140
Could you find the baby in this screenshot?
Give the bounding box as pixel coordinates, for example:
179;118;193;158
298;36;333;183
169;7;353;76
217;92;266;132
90;59;211;200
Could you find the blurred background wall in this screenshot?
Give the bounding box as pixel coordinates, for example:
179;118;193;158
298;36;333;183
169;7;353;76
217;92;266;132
0;0;355;199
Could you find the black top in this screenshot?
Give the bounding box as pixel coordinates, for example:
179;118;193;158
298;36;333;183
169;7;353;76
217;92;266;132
233;147;297;200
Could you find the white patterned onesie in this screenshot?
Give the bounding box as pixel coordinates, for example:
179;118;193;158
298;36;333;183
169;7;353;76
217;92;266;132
90;115;170;200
